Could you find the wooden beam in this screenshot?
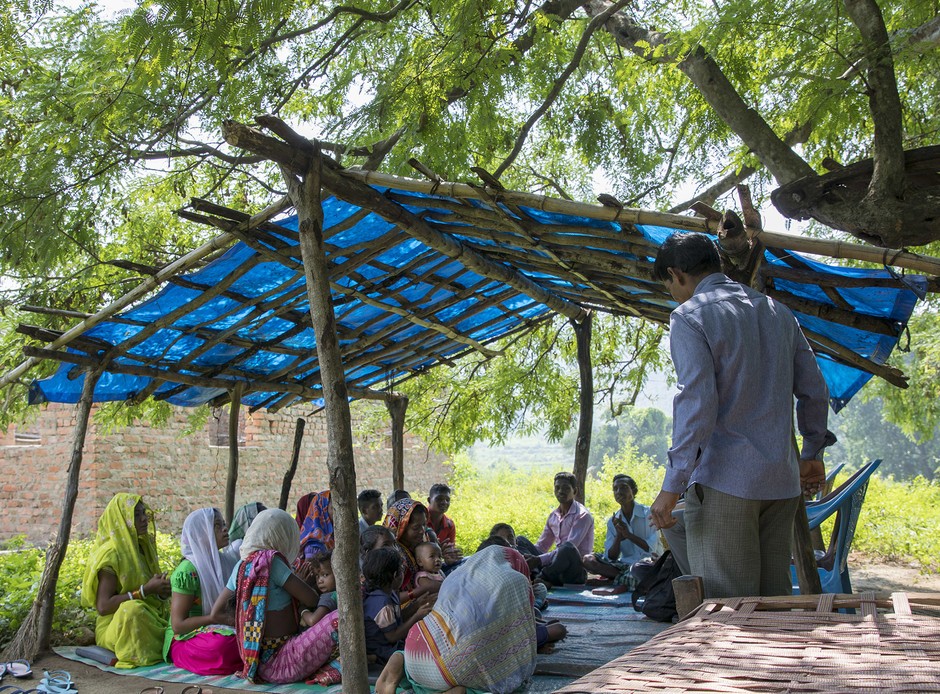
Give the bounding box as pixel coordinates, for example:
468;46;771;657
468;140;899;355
765;287;901;337
279;418;306;511
802;330;908;388
222;119;589;321
282;156;370;693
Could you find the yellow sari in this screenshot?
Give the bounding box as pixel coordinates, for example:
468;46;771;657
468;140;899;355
80;493;168;668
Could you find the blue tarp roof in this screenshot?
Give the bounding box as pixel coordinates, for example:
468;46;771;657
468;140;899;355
29;185;923;413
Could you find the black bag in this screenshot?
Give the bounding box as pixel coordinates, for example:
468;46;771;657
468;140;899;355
631;550;681;622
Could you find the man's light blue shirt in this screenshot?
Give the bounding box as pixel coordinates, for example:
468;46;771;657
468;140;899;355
664;273;831;500
604;502;662;565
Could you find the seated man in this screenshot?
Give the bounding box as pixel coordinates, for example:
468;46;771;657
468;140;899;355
583;474;662;590
519;471;594;586
358;489;384;534
427;483;463;567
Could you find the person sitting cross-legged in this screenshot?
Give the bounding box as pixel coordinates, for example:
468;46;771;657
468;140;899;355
517;471;594;586
583;474;661;592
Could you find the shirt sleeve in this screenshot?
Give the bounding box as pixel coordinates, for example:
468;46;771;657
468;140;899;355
663;312;719;494
171;559;200;596
603;515;617;555
317;591;338;611
269;556;294;588
792;324;834;459
536;513;557;565
225;560;241;592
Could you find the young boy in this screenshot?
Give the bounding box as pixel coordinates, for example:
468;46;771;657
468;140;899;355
358;489;384;534
427;483;462;565
520;471;594;586
582;474;661;591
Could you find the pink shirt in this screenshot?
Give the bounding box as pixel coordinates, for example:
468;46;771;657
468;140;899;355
535;500;594;566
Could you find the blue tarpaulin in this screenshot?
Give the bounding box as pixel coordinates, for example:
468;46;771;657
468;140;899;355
29;186;922;413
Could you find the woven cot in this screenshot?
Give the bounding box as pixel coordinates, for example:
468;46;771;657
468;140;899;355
555;592;940;693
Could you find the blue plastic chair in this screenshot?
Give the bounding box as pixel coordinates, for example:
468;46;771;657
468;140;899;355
793;459;881;594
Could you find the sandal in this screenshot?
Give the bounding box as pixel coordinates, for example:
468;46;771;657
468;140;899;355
138;688;164;694
2;661;32;679
37;670;75;694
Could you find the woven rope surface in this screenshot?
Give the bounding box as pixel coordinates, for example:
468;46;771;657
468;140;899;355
555;592;940;693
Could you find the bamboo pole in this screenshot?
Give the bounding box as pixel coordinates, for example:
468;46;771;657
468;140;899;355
342;169;940;277
1;366;101;660
571;312;594;503
0;197;291;390
386;394;409;492
285;154;370;693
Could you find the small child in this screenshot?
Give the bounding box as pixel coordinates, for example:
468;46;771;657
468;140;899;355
362;546;431;664
413;541;445;589
360;525;396;567
300;552;338;628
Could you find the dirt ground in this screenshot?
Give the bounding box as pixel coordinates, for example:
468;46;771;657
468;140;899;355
20;554;940;694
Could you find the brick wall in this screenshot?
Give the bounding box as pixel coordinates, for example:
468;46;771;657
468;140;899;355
0;402;448;543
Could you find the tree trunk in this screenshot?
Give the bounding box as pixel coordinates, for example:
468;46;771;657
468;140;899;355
285;156;370;693
279;417;306;510
386;394;409;492
224;382;245;525
571;312;594;502
2;366;101;660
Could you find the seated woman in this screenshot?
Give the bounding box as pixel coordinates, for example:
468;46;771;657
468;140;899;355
164;508;242;675
211;508;338;684
228;501;266;542
80;493;172;668
376;545;547;694
582;474;662;592
296;490;334;561
383;499;442;602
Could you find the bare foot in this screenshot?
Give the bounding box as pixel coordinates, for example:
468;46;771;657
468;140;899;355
375;651;405;694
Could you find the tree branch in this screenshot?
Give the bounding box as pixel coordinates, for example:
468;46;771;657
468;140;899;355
582;0;816;185
844;0;906;200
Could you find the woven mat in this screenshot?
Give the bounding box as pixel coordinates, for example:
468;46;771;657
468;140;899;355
555;592;940;693
53;646;339;693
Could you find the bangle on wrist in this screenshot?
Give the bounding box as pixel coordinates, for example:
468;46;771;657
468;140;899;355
140;584;146;598
300;608;312;617
407;589;415;601
126;592;134;601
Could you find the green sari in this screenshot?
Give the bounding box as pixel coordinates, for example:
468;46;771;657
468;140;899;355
80;493;168;668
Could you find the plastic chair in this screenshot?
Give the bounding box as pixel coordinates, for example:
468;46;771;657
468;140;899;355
816;462;845;501
793;459;881;594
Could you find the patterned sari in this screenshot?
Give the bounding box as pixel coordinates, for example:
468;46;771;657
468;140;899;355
403;546;537;694
383;498;430;592
297;491;334;560
80;493;169;669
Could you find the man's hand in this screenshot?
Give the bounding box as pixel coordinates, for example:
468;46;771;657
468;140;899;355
800;459;826;498
649;490;681;530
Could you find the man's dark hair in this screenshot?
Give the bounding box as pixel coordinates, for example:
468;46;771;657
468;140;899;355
553;471;577;488
357;489;382;509
476;535;511;553
651;232;721;282
428;483;452;498
612;474;639;495
362;546;403;592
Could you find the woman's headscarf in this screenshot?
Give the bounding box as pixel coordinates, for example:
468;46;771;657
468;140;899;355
81;493;160;607
239;508;299;562
229;502;265;542
298;491;334;559
383;498;428;544
180;508;228;615
295;492;315;528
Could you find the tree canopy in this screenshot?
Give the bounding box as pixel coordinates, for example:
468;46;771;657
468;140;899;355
2;0;938;440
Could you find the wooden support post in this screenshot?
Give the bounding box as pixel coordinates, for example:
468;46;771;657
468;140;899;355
673;575;704;620
224;382;245;525
279;417;306;510
2;366;101;660
793;495;822;594
386;394;408;492
571;312;594;502
286;155;370;693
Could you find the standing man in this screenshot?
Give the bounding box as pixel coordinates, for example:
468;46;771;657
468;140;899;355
648;232;832;598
